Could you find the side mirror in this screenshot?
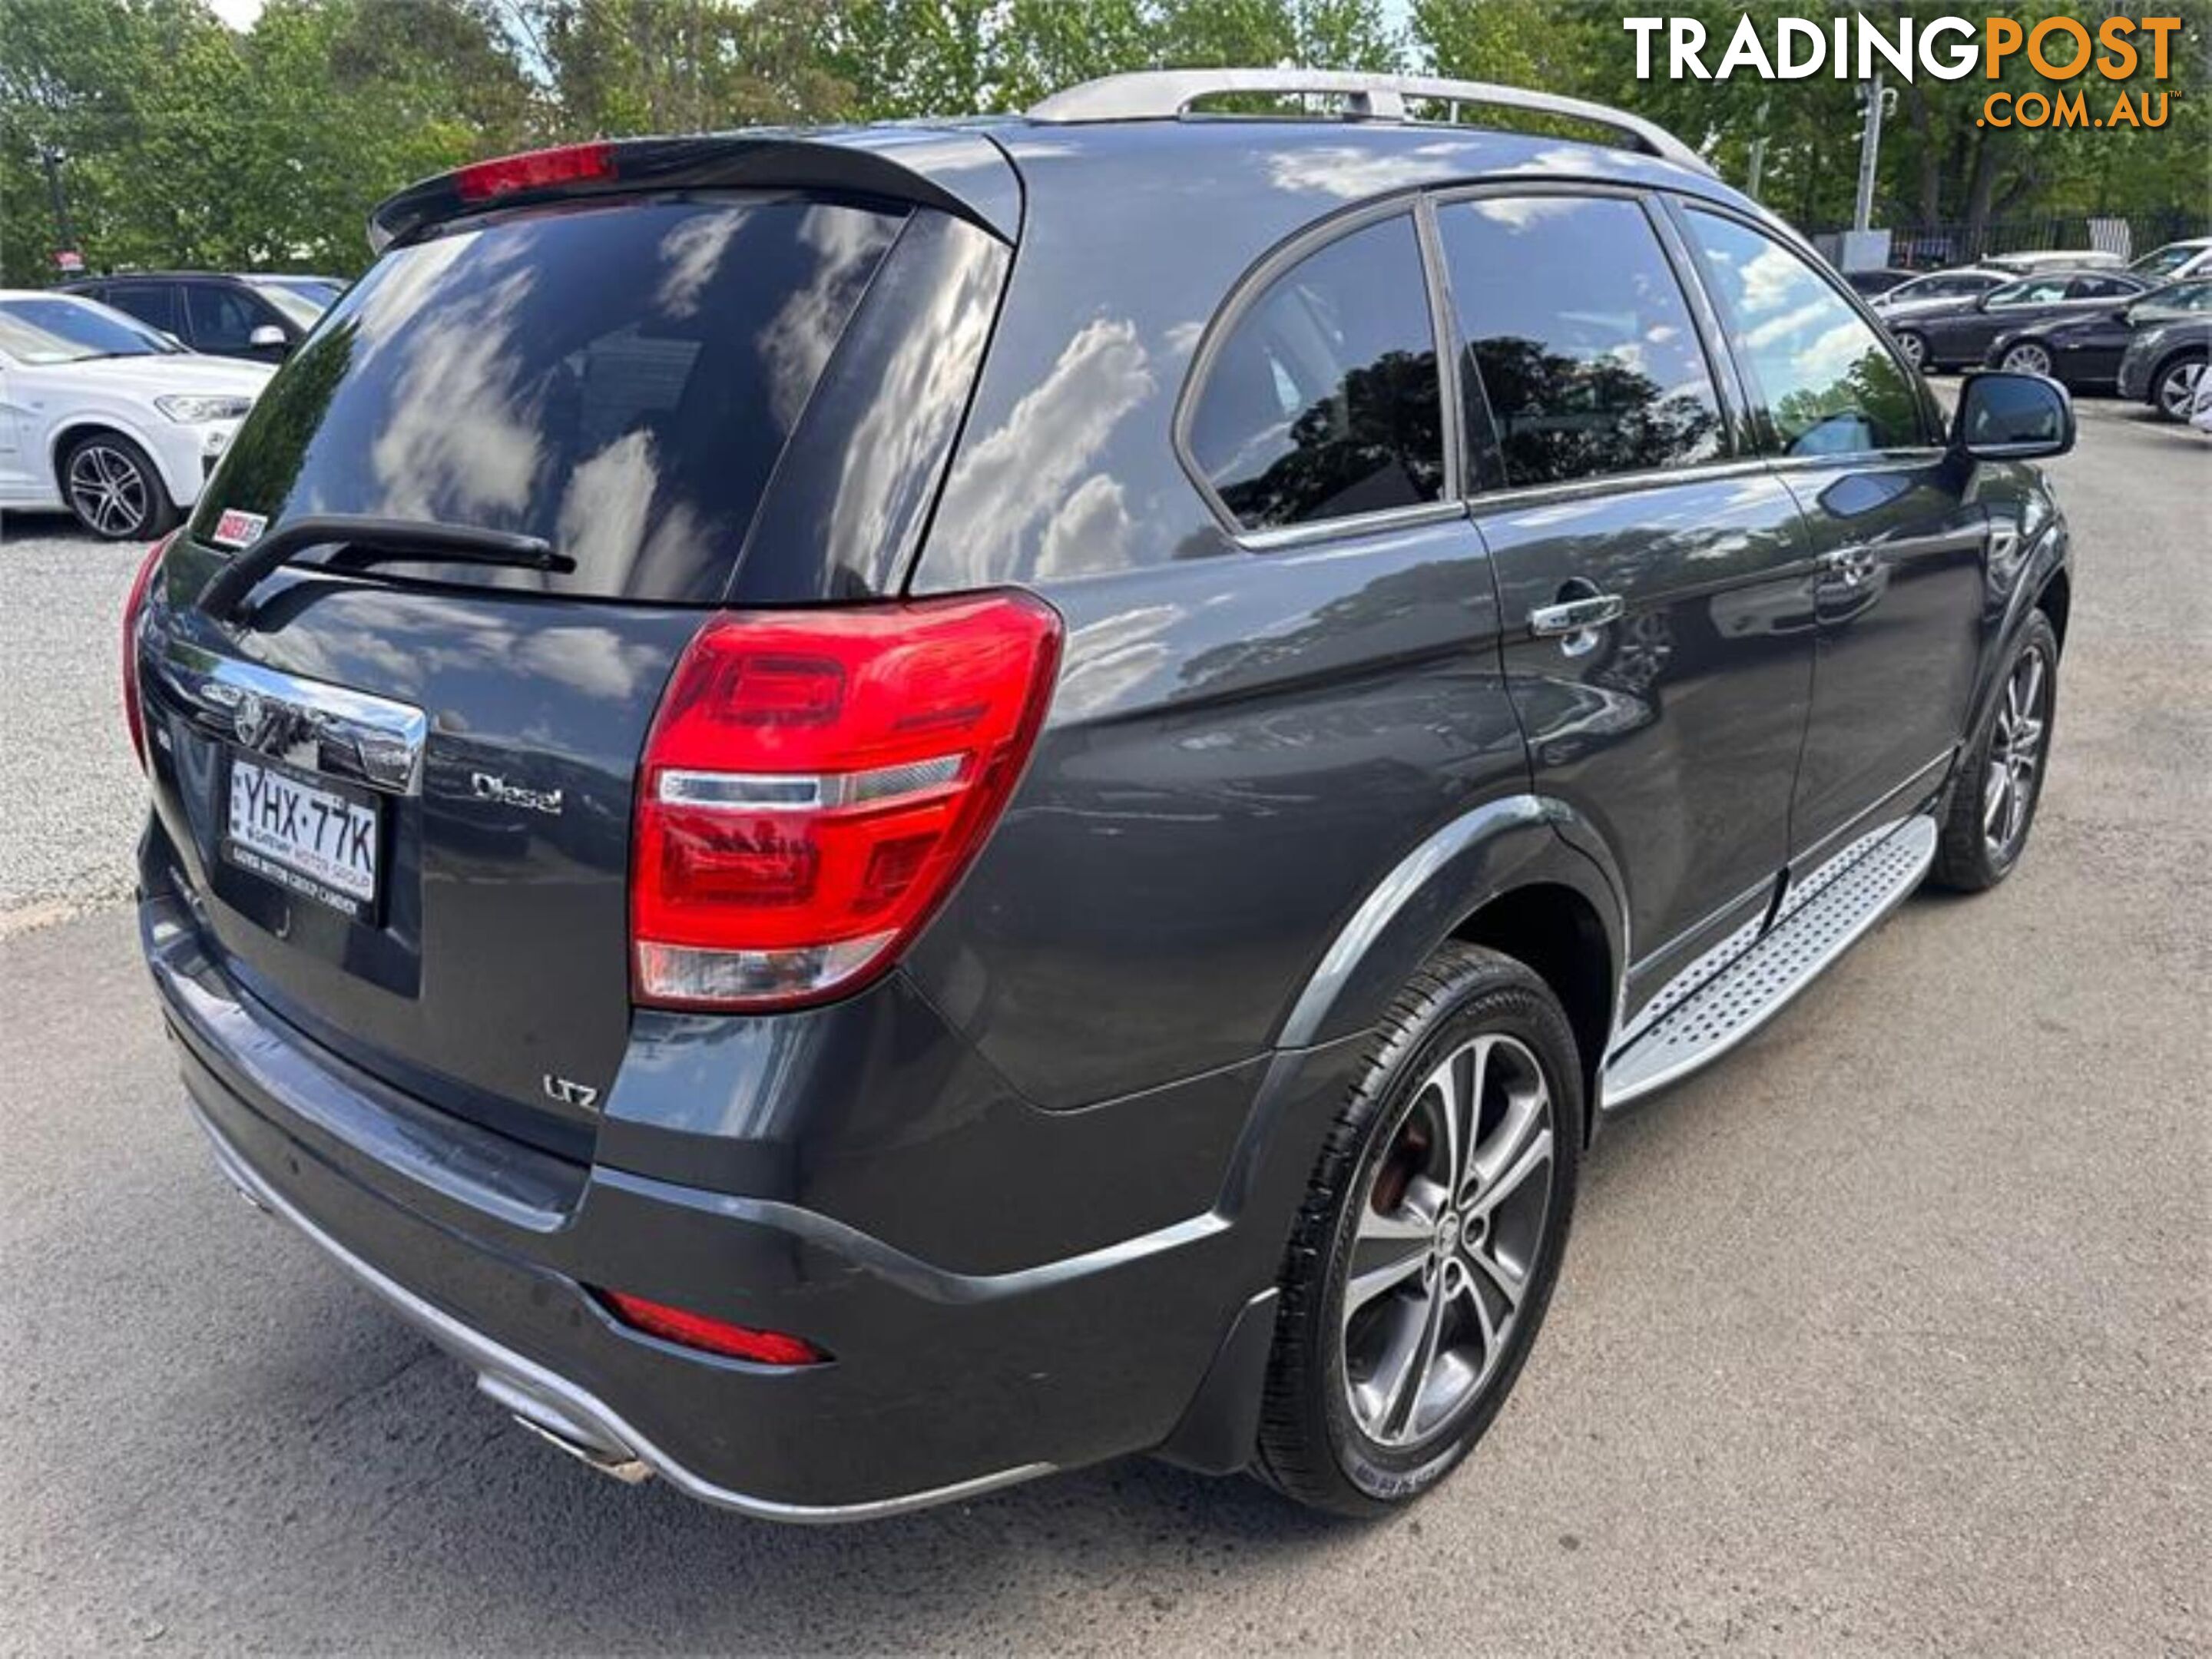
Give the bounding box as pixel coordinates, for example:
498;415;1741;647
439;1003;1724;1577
1952;370;2075;460
247;324;287;352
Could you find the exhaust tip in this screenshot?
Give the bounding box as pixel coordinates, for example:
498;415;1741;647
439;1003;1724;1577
477;1373;651;1485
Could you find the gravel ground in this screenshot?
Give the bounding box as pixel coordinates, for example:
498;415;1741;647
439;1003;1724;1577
1;396;2207;1654
0;515;147;934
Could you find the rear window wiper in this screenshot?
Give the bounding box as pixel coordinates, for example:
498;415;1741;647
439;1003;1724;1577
195;514;574;624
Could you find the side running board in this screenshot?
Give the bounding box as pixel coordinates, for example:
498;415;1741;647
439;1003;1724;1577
1602;816;1939;1109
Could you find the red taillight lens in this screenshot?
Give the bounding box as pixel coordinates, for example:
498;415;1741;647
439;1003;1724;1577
122;531;174;773
597;1290;828;1366
453;141;617;203
632;591;1061;1011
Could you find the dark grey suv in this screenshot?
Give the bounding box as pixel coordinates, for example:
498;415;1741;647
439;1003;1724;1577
128;71;2077;1522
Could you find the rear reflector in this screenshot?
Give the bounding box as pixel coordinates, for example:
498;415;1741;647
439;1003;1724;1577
597;1290;828;1366
123;532;174;773
631;591;1061;1011
454;141;617;203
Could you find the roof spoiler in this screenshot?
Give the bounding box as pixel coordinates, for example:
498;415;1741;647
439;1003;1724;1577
367;128;1022;254
1028;69;1714;177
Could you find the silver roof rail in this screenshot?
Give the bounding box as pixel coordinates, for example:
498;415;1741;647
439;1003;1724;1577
1026;69;1714;177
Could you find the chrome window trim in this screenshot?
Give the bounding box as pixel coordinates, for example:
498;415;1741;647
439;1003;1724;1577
1458;454;1776;518
1235;498;1472;553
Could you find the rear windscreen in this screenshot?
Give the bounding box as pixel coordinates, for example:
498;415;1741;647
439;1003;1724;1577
193;195;906;601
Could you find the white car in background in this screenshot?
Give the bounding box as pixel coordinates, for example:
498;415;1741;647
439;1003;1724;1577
2131;237;2212;283
0;290;272;540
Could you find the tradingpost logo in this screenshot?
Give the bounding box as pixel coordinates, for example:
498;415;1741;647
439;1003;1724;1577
1625;13;2183;128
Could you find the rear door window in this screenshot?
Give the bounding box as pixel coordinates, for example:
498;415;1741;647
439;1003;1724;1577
1986;276;2071;307
2067;274;2133;300
104;283;180;335
1186;214;1444;532
194;196;906;601
1436;193;1724;489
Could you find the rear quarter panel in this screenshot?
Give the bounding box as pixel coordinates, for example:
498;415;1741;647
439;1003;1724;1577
904;126;1714;1107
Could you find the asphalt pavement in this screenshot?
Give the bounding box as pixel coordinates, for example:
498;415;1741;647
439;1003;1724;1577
1;396;2206;1654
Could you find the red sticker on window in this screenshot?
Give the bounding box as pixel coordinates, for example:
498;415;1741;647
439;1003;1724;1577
210;509;267;548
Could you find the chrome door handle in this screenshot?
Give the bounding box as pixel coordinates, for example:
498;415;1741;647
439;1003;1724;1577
1528;593;1625;639
1820;546;1879;585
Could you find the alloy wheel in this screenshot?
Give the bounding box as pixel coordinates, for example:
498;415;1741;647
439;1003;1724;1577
2156;359;2204;420
1341;1034;1554;1449
65;442;151;538
2000;343;2052;376
1894;332;1927;369
1983;641;2050;861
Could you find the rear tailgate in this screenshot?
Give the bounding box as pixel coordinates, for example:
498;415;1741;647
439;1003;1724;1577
136;144;1015;1156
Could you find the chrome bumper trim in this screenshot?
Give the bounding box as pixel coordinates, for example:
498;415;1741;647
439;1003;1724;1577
187;1097;1056;1524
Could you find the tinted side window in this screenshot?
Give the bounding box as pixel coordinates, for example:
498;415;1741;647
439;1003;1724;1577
1438;194;1724;488
1187;214;1443;531
1988;277;2069;306
104;283;180;335
2068;275;2131;299
1685;210;1923;458
184;282;268;351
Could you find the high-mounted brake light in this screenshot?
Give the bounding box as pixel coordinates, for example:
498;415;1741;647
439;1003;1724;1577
597;1290;828;1367
631;591;1062;1011
453;141;618;204
123;531;174;773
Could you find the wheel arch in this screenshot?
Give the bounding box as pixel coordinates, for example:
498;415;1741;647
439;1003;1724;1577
1273;793;1624;1126
48;416;161;485
2035;565;2071;655
2150;341;2208;406
1449;882;1614;1127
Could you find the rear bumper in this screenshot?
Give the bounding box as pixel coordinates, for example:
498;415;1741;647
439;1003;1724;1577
144;889;1346;1518
187;1090;1048;1520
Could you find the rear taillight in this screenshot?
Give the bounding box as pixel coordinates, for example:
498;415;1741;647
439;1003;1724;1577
631;591;1061;1011
596;1290;828;1366
122;531;174;773
454;141;616;203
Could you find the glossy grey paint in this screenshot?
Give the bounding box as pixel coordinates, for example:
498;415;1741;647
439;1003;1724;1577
137;112;2075;1516
1476;467;1816;1012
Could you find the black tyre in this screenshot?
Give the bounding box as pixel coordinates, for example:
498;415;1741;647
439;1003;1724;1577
1254;944;1581;1516
61;431;177;541
1932;610;2058;892
2149;351;2206;422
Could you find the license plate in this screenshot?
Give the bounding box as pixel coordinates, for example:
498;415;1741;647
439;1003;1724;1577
225;757;380;918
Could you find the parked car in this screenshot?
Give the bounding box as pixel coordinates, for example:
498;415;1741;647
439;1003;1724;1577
1842;267;1914;297
1869;265;2009;316
2118;313;2210;419
0;290;270;538
1886;267;2150;370
2129;237;2212;283
130;70;2075;1524
1982;248;2126;273
61;271;334;361
253;273;347;309
1984;278;2212;387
